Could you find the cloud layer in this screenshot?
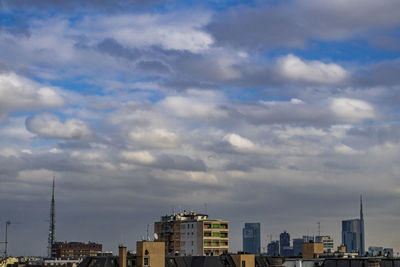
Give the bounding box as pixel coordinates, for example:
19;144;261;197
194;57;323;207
1;0;400;257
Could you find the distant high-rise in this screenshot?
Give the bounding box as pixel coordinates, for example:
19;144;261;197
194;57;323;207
279;231;290;256
292;238;303;256
360;195;365;255
267;241;279;256
242;223;260;254
341;195;365;255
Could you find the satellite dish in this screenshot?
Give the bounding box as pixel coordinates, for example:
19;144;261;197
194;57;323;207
154;233;159;240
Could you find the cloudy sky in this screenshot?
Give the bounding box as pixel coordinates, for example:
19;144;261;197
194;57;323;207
1;0;400;256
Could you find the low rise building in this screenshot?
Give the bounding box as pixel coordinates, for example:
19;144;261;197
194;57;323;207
52;241;102;259
302;242;324;259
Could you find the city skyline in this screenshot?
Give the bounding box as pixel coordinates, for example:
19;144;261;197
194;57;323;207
1;0;400;257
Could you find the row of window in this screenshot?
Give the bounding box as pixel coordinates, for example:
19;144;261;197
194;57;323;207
203;232;228;238
181;224;195;229
204;241;228;247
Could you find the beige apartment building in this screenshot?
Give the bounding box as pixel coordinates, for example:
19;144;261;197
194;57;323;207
154;211;229;256
181;219;229;256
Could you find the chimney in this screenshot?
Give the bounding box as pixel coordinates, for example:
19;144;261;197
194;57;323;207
119;245;127;267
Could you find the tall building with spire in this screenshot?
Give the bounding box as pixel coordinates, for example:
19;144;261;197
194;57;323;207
360;195;365;255
342;195;365;255
48;176;56;258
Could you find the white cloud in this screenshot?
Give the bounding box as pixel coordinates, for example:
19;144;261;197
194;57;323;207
331;98;375;122
79;12;213;53
161;90;228;121
0;73;64;116
334;144;362;155
278;54;348;84
130;128;178;148
223;133;254;149
120;150;156;165
26;113;92;139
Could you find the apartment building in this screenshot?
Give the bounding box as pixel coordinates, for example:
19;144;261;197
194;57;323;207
154;211;228;256
181;219;229;256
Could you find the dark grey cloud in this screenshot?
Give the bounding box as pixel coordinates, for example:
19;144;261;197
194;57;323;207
155;154;207;172
206;0;400;51
0;24;30;37
136;60;170;74
96;38;140;61
353;59;400;87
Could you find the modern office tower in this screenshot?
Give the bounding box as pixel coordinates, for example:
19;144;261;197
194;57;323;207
52;241;102;258
341;196;365;255
360;195;365;255
293;238;304;256
242;223;261;254
315;235;334;252
342;219;361;254
279;231;291;256
154;210;228;256
267;241;279;256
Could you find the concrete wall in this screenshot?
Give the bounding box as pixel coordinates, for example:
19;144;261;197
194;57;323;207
136;241;165;267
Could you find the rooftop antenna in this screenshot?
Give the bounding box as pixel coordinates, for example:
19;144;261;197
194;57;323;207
146;224;151;241
47;175;56;258
2;221;17;257
204;203;207;215
317;222;321;236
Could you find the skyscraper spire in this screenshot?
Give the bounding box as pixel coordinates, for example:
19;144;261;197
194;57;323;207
360;194;365;255
48;176;56;258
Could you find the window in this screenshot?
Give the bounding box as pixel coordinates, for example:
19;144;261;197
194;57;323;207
242;260;246;267
144;257;149;267
191;241;194;246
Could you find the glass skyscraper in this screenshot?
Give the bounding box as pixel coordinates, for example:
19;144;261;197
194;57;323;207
242;223;261;254
341;196;365;255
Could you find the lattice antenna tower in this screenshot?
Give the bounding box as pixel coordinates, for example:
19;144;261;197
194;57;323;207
47;176;56;258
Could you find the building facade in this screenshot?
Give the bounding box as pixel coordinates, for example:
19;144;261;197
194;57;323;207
52;242;102;259
154;211;228;256
181;219;229;256
242;223;261;255
315;236;334;253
